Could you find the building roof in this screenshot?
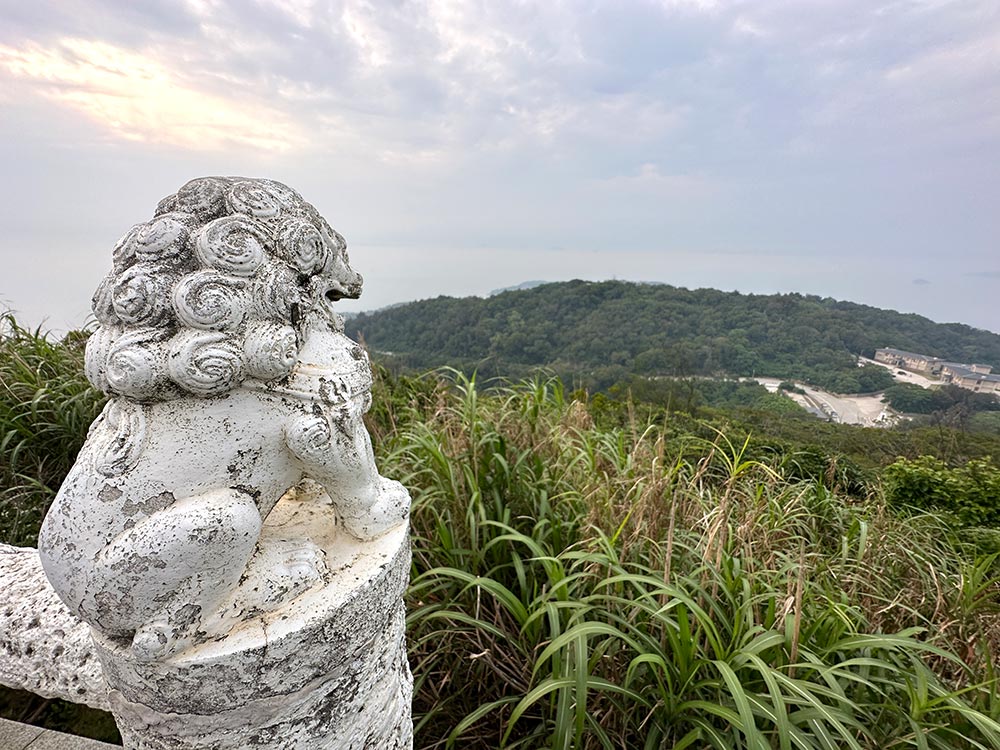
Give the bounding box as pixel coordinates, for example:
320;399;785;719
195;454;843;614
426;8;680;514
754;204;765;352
966;373;1000;383
945;363;1000;382
878;348;999;382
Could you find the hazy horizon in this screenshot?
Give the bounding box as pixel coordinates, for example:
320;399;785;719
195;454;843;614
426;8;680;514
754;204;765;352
4;244;1000;337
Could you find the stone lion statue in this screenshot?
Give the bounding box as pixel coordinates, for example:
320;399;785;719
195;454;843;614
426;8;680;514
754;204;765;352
38;177;410;661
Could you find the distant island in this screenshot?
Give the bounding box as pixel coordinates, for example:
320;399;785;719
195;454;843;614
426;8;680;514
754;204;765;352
346;279;1000;396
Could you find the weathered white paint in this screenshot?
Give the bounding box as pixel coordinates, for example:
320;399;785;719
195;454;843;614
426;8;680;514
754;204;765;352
99;484;412;749
32;177;413;748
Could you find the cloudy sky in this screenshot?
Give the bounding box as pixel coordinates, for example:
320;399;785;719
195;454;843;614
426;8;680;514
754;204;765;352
1;0;998;333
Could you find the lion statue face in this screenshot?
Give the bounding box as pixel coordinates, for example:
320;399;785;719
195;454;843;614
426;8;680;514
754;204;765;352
84;177;362;401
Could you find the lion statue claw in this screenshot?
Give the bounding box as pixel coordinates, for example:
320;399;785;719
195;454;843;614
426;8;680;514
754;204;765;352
38;177;410;661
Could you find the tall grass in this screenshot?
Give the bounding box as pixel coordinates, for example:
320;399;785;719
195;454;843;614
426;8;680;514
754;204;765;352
0;315;105;545
379;371;1000;749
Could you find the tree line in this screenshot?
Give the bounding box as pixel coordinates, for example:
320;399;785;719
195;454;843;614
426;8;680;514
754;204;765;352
347;280;1000;393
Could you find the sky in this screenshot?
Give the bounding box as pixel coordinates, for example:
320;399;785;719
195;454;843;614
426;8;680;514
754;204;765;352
1;0;998;333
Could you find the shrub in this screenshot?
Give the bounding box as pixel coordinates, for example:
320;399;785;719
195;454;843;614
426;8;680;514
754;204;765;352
884;455;1000;528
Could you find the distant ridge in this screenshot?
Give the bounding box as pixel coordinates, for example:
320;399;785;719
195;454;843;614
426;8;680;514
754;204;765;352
345;279;1000;389
489;280;550;296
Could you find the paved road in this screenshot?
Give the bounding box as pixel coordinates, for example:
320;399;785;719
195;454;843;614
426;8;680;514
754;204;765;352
753;378;892;426
799;385;889;425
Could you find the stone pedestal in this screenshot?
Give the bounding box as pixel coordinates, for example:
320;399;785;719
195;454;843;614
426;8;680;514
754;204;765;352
94;483;412;749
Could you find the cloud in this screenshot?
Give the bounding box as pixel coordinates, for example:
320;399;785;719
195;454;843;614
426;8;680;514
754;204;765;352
4;0;996;167
912;278;931;285
0;38;302;150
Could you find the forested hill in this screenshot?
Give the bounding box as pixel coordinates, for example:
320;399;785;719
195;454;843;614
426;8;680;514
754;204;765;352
345;280;1000;389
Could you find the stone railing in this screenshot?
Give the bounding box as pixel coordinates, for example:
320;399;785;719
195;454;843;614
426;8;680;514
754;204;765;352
0;544;108;710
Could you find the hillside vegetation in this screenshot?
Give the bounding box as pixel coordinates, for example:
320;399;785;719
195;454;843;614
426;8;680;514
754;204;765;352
347;280;1000;393
3;319;1000;748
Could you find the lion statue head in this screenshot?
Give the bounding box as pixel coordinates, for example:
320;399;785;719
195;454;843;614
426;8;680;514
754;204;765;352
84;176;362;401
